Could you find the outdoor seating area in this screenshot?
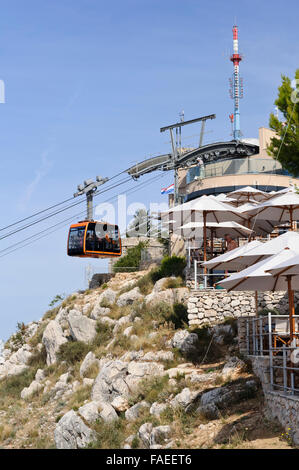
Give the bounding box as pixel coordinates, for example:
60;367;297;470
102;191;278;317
162;185;299;397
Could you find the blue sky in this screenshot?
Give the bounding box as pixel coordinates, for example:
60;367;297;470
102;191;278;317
0;0;298;340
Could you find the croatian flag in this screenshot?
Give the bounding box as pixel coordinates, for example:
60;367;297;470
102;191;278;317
161;183;174;195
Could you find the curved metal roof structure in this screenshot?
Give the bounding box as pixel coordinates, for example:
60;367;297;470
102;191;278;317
126;140;259;179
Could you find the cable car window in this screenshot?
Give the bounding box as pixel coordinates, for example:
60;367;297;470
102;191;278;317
68;226;85;255
89;222;121;254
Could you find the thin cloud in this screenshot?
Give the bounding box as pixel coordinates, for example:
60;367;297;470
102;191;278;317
19;149;53;210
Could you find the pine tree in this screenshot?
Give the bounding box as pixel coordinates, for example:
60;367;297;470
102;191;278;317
268;69;299;176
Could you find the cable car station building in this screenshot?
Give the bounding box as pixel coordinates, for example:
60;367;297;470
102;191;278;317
175;127;299;204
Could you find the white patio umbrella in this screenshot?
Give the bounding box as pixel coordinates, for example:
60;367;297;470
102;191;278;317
201;239;262;271
236;202;276;236
218;248;299;341
266;253;299;339
179;221;252;258
179;221;252;238
227;186;270;203
162;195;247;270
244;191;299;229
202;231;299;272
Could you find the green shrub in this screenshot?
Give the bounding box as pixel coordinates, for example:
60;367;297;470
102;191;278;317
56;341;89;365
136;273;154;295
27;345;47;368
113;241;148;273
0;369;36;400
49;294;65;308
151;256;186;282
93;323;113;348
89;418;126;449
130;375;170;405
258;308;280;317
170;303;188;329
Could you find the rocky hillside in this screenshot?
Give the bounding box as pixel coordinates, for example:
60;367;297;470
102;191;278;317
0;269;291;449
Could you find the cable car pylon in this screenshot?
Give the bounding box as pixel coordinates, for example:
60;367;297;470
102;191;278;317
73;176;109;220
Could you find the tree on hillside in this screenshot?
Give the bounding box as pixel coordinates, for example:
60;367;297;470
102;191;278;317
267;69;299;176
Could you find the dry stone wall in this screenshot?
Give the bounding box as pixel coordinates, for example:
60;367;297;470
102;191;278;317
187;290;299;327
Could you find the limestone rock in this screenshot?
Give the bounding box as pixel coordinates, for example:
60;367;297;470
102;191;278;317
91;360;129;403
99;403;119;422
138;422;153;448
127;361;164;378
21;380;43;399
117;287;143;307
42;320;67;365
68;310;97;343
54;410;96;449
150;402;168;416
221;356;246;379
111;396;129;412
145;288;188;306
171;330;199;357
150;425;172;446
78;401;100;424
90;307;111;320
125;401;150;421
80;351;99;378
170;387;201;411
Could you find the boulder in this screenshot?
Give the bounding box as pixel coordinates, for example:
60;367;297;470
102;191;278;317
83;378;94;387
80;351;100;378
138;422;153;448
35;369;45;382
98;288;116;306
68;310;97;343
91;360;129;403
150;402;168;417
99;403;119;422
221;356;246;379
143;351;174;362
90;307;111;320
153;278;174;292
127;361;164;378
125;401;150;421
113;315;132;334
21;380;43;399
171;330;199;357
111;396;129;412
78;401;100;424
42;320;67;365
97;316;116;327
54;410;96;449
170;387;201;412
0;344;33;379
117;287;143;307
150;425;172;446
145;288;189;306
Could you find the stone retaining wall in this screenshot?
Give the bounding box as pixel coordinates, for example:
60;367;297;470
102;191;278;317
250;355;299;445
187;290;299;327
187;291;256;327
237;321;299;446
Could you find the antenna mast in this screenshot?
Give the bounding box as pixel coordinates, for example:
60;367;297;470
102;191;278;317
229;25;243;140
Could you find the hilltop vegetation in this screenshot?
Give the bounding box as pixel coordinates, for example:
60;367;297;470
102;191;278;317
0;264;290;449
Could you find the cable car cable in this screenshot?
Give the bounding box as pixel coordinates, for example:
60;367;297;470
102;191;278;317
0;172;165;258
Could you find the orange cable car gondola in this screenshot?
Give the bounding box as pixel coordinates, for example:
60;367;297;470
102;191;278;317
67;220;122;259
